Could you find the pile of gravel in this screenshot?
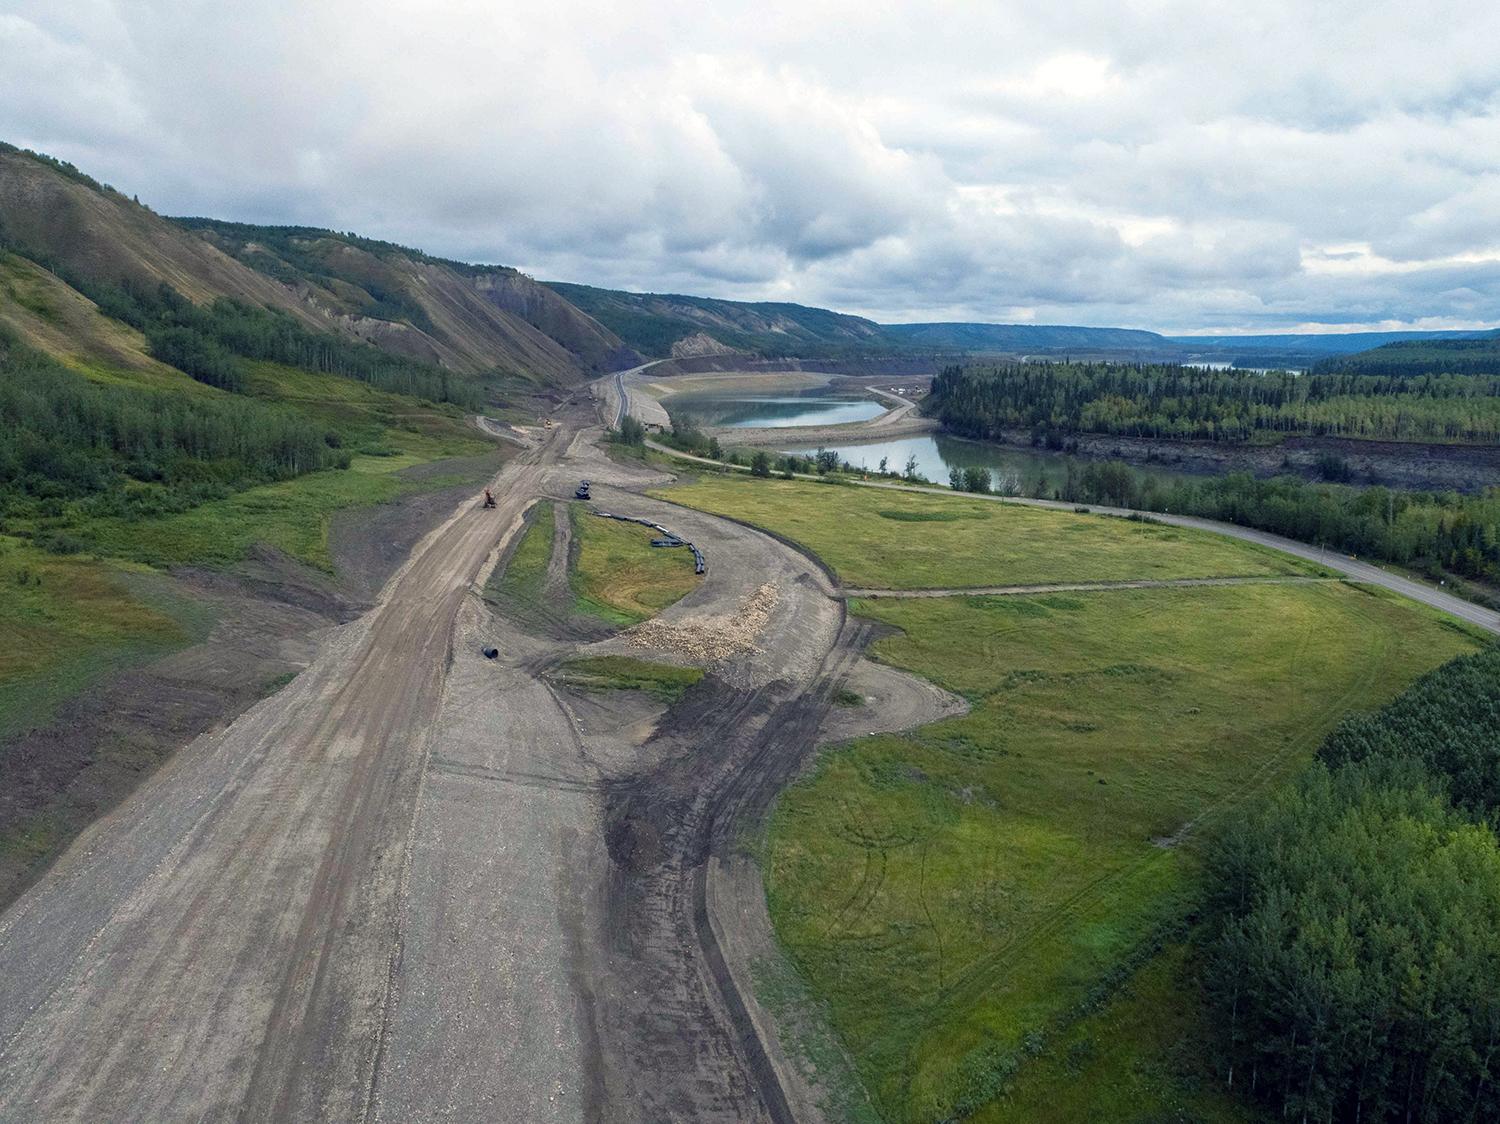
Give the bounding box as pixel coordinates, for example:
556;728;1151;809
625;583;779;663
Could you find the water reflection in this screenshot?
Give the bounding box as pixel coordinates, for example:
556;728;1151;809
674;392;886;429
782;433;1194;492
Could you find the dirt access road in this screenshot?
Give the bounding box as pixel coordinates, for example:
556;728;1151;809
0;381;930;1121
0;413;578;1120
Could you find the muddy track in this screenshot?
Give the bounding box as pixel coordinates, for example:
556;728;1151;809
594;611;866;1123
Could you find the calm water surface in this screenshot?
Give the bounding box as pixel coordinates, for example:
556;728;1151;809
672;391;886;428
783;433;1197;492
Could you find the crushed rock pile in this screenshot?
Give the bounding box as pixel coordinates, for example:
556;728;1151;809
626;583;780;662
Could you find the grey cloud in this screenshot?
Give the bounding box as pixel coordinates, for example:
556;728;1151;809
2;0;1498;332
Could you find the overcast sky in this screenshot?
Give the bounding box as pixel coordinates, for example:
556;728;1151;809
4;1;1499;333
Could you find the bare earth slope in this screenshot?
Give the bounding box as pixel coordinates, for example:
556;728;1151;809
0;148;627;384
0;150;326;324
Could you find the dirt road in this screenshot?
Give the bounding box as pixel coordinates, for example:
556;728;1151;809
0;421;572;1119
0;385;908;1121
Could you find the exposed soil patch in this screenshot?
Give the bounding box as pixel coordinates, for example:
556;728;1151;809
0;452;505;913
0;547;356;910
625;582;780;662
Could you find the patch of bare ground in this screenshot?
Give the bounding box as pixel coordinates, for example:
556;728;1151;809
0;453;504;913
624;582;780;663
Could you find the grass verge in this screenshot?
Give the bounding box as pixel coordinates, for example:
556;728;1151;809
569;503;701;626
0;538;208;741
486;500;555;608
552;655;704;702
653;476;1320;589
765;582;1480;1121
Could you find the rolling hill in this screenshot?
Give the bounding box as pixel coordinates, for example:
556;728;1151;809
1311;332;1500;376
544;281;890;358
0;144;629;386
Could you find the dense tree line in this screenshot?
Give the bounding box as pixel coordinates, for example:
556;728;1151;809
1319;649;1500;818
1203;648;1500;1123
1313;337;1500;379
928;362;1500;443
82;278;482;407
0;332;342;527
1048;463;1500;584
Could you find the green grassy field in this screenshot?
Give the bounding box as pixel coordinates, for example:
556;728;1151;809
655;476;1318;589
665;475;1487;1118
568;504;701;625
768;582;1482;1116
765;583;1480;1121
552;655;704;701
0;538;209;742
486;500;555;610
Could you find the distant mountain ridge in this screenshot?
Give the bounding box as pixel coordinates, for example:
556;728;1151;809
0;144;632;386
3;142;1495;383
881;321;1170;351
1169;330;1495;355
544;281;888;358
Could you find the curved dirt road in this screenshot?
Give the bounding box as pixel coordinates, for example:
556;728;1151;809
0;382;894;1122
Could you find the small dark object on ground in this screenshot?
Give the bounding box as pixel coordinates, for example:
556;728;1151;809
482;488;496;509
651;537;684;548
482;646;499;659
575;479;591;499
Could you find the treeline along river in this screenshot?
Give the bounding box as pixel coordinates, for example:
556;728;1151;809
928;362;1500;444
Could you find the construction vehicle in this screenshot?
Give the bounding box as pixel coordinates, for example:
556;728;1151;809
575;480;591;500
482;488;497;509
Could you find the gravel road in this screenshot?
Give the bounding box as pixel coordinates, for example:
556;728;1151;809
0;385;925;1122
0;420;574;1119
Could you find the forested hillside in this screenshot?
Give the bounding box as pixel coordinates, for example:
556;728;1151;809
928;361;1500;443
0;327;339;531
544;281;889;358
1313;333;1500;377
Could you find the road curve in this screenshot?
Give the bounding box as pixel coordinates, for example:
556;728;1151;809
642;439;1500;638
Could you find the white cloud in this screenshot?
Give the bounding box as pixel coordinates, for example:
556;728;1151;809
2;0;1499;331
